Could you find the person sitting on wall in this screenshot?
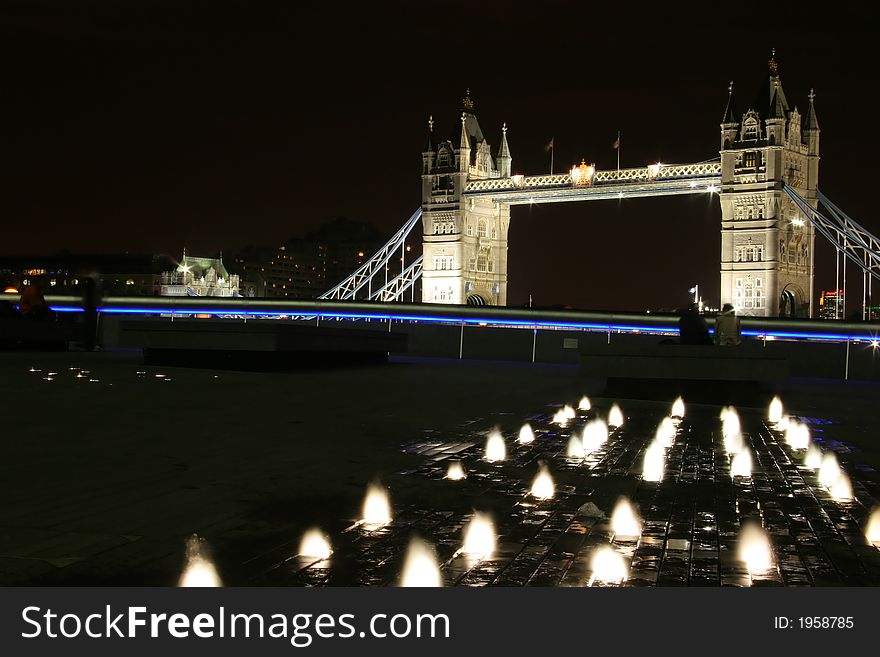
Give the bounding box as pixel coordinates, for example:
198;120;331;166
19;283;52;320
714;303;743;346
678;303;713;345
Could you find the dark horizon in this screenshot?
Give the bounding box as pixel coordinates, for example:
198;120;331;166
3;1;879;311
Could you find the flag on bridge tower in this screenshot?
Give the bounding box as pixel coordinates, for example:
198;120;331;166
613;131;620;173
544;137;555;174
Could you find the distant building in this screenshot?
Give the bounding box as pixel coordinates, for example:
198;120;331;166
160;251;240;297
818;289;843;319
227;217;387;298
0;253;176;297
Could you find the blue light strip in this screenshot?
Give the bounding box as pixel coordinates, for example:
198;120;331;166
47;304;880;343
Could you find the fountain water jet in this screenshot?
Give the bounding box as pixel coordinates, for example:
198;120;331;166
530;464;555;500
361;483;392;529
461;512;496;558
785;422;810;450
517;423;535;444
485;429;506;462
642;441;665;482
671;397;685;419
578;396;591;411
582;419;609;453
655;417;676;448
723;430;744;456
566;435;585;459
446;461;466;480
608;404;624;428
400;538;443;587
738;523;773;576
768;397;784;424
178;534;222;587
721;407;741;446
589;546;627;585
830;472;852;501
610;498;641;539
804;444;823;470
776;415;790;431
552;409;568;426
866;508;880;546
818;453;842;488
298;529;332;560
731;449;752;478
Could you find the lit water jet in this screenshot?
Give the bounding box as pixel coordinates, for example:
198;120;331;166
400;538;443;587
655;417;676;448
578;396;591;411
446;461;466;480
563;405;576;420
804;444;823;470
671;397;685;418
818;453;842;488
721;407;741;447
530;464;555;500
178;534;222;587
589;546;627;585
723;430;744;456
552;409;568;426
738;523;773;576
785;422;810;450
298;528;332;560
361;483;392;529
610;498;641;539
776;415;790;431
768;397;784;424
582;419;609;453
830;472;852;501
866;508;880;546
608;404;624;428
517;423;535;444
731;449;752;478
485;429;506;462
642;441;665;482
566;434;585;459
461;512;496;558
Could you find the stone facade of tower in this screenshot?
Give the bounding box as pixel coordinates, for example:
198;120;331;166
420;92;511;305
719;53;820;317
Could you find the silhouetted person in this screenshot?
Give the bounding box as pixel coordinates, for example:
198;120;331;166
19;284;52;320
82;274;102;351
715;303;742;346
678;303;712;345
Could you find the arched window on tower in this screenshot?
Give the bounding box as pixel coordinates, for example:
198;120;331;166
478;220;487;238
743;118;758;141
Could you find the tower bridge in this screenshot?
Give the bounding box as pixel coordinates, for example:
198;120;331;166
322;52;880;319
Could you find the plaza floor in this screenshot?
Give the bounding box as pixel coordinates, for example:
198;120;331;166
1;351;878;586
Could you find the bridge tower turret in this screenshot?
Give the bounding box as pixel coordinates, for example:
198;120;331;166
420;90;511;305
719;50;819;318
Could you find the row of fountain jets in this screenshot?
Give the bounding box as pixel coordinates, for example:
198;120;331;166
180;396;880;587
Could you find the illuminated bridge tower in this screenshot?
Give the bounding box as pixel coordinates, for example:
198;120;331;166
420;91;511;305
719;51;820;317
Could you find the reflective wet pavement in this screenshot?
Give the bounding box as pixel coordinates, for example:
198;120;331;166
247;400;880;587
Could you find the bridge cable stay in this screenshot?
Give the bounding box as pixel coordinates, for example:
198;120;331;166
784;184;880;319
368;255;423;302
318;208;422;300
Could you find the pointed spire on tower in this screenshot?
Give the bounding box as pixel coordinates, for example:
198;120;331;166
804;88;820;131
462;88;474;112
722;80;738;124
424;114;434;152
768;78;787;119
498;122;510;158
768;47;778;76
459;112;470;150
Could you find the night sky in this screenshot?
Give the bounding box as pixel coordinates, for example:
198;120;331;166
2;1;878;311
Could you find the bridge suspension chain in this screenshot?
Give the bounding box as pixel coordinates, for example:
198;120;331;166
319;208;422;300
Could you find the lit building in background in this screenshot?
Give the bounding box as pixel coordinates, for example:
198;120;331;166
228;217;387;299
818;289;843;320
160;252;240;297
